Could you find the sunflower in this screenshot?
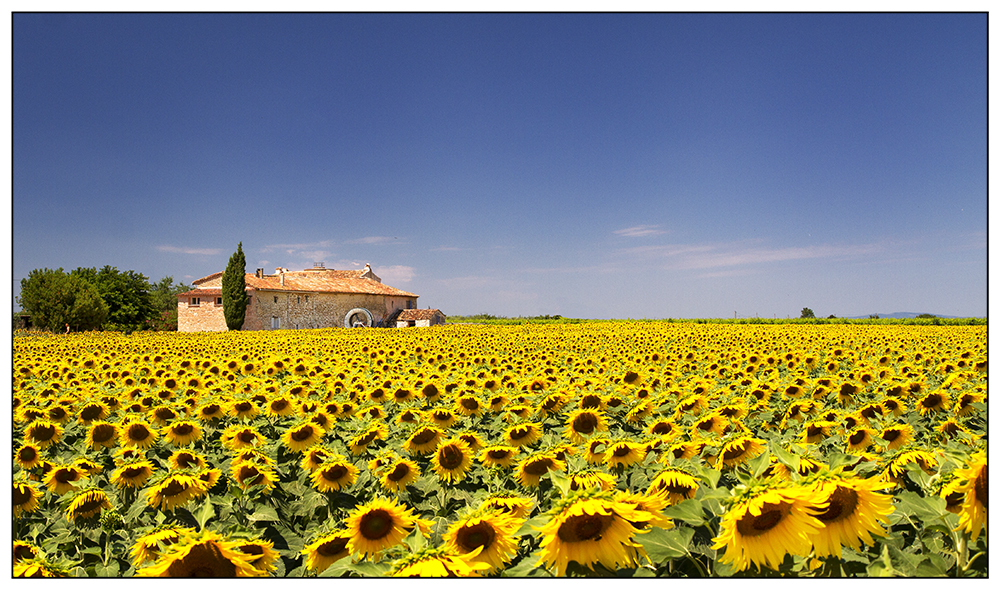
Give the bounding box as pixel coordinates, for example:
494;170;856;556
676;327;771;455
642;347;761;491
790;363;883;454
15;443;43;470
168;450;207;471
455;394;484;416
24;419;63;448
504;422;543;447
348;423;387;455
232;461;277;493
535;490;651;576
78;400;110;424
801;420;837;444
443;509;523;574
625;401;653;424
163;419;202;447
137;529;263;577
428;407;460;428
301;530;352;573
13;480;42;518
65;488;112;522
149;405;181;427
282;421;325;452
647;468;699;505
146;473;209;511
195;402;226;422
878;423;914;451
711;483;825;572
301;445;335;473
515;451;566;488
719;436;766;468
265;395;298;418
44;464;87;495
569;469;618;492
953;451;987;542
614;489;673;529
13;558;66;578
584;438;610;464
563;409;608;444
131;525;195;568
666;440;703;462
221;424;264;450
13;540;41;563
229;399;260;420
379;458;421;493
479;445;519;469
646;418;680;440
917;390;949;416
432;438;474;484
807;472;895;557
404;425;444;455
390;546;491;577
73;457;103;476
882;449;938;485
345;496;429;558
845;427;876;452
233;538;280;574
121;419;159;450
111;459;156;489
605;440;647;469
456;430;485;452
481;493;534;519
311;458;359;493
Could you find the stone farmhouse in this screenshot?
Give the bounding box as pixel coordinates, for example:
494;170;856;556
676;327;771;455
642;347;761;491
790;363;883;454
176;263;426;332
396;308;447;327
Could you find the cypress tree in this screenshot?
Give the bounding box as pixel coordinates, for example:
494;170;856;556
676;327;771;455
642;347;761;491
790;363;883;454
222;242;249;330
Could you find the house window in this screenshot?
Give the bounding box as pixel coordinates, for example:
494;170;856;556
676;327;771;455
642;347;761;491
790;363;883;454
274;296;278;304
190;297;200;306
305;295;309;303
271;317;280;329
297;296;301;305
216;297;223;305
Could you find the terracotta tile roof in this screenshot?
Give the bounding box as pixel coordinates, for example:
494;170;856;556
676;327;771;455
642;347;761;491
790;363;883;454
397;309;445;321
176;288;221;297
186;267;417;298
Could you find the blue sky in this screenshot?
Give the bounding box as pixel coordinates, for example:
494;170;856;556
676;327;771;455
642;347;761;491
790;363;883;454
11;13;987;319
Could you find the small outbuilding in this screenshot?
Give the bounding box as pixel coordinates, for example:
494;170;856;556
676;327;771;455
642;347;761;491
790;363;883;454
396;309;447;328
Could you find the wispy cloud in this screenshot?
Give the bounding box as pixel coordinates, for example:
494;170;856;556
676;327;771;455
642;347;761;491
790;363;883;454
377;265;415;284
156;245;223;256
613;225;666;238
346;236;403;245
259;240;334;255
430;246;466;252
617;240;883;271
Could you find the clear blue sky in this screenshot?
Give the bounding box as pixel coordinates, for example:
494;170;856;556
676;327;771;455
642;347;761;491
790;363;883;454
12;13;987;319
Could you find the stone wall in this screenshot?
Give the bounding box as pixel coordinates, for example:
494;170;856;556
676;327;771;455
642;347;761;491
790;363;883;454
177;295;228;332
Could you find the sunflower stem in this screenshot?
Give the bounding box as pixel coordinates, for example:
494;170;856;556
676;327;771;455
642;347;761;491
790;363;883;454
954;530;968;576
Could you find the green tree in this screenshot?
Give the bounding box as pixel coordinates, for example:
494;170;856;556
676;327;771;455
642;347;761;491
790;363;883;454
800;307;816;319
17;268;108;332
222;242;249;331
71;266;155;332
147;276;192;331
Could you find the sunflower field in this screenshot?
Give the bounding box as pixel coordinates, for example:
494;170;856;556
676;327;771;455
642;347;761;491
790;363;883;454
12;322;987;577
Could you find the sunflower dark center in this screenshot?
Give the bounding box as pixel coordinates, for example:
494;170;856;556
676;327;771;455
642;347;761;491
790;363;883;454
162;480;188;497
510;427;531;440
271;400;289;411
31;424;56;441
662;483;694;496
356;431;378;446
439;445;464;470
458;522;495;550
167;542;236;577
807;425;824;438
816;486;859;523
612;445;632;458
722;443;748;462
572;413;598;434
173;424;194;436
155;409;176;421
54;468;78;483
359;509;393;540
735;502;787;537
849;431;868;445
580;395;602;409
921;394;943;408
74;493;106;514
524;458;554;476
323;465;347;481
624;371;640;384
558;513;611;542
237;431;257;443
460;398;479;410
176;453;197;468
13;485;31;504
974;465;988;509
651;422;674;435
411;429;437;445
488;449;511;460
292;426;315;441
80;405;103;421
388;463;411;481
882;429;901;442
318;537;349;557
123;466;148;479
19;447;38;462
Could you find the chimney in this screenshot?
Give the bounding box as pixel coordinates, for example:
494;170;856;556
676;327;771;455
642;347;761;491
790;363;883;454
255;268;264;279
276;267;285;287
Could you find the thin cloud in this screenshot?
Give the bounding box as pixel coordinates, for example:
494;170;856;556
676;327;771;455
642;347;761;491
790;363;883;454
617;240;883;271
156;245;223;256
613;225;666;237
377;265;416;284
346;236;403;245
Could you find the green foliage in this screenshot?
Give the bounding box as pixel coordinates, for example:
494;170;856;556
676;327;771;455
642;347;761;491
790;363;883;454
145;277;192;331
800;307;816;319
17;268;108;332
71;266;155;332
222;242;249;331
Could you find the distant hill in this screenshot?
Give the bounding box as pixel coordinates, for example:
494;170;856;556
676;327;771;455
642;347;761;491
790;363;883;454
845;312;961;319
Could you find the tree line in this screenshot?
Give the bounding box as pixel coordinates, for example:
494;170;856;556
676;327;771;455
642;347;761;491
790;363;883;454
16;266;191;333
